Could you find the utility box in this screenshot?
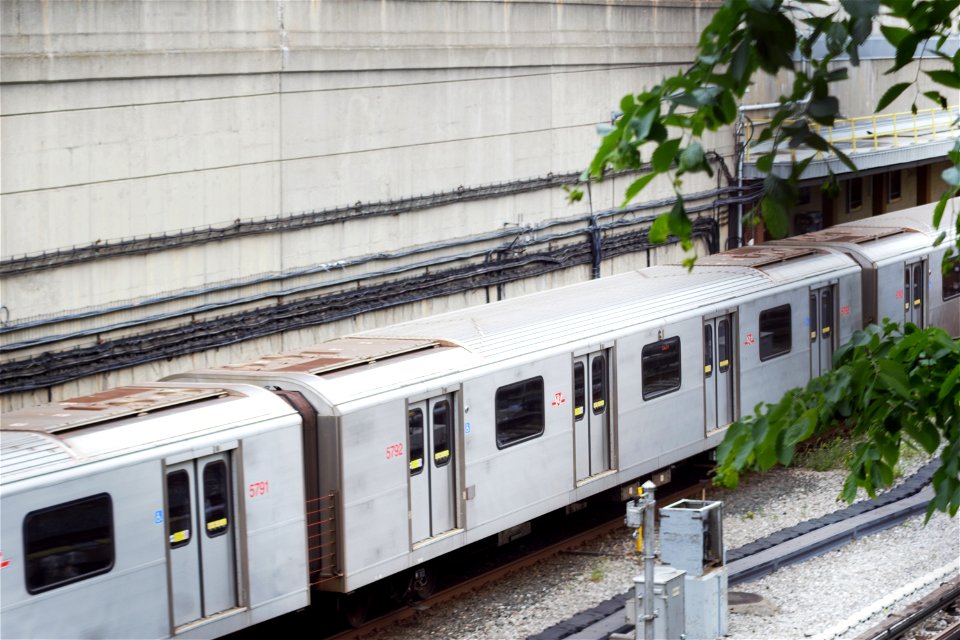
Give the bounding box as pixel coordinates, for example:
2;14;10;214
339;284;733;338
684;567;728;639
660;499;727;639
629;566;686;640
660;499;723;576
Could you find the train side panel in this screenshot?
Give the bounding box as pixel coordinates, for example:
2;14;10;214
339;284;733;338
336;399;413;591
459;353;573;537
235;424;310;629
1;462;170;639
738;288;810;415
616;316;704;477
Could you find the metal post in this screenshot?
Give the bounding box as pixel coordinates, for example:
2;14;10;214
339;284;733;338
641;480;656;640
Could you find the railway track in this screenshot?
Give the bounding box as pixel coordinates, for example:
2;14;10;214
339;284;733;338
531;461;945;640
851;577;960;640
323;478;711;640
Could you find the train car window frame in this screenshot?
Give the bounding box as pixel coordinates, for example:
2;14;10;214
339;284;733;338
202;461;230;539
703;325;714;378
408;408;425;476
167;470;192;548
432;400;452;467
641;337;682;400
23;493;115;594
759;304;792;361
718;319;732;373
573;362;585;422
944;260;960;300
495;377;545;449
591;356;607;415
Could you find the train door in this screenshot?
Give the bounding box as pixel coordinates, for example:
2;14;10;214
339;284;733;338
904;261;925;328
573;350;611;482
703;315;735;432
408;394;457;544
165;452;237;628
809;285;836;378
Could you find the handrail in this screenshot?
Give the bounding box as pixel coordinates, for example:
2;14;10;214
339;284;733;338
745;105;960;162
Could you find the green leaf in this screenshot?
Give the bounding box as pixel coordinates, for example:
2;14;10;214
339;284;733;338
876;359;911;399
880;25;911;47
761;196;789;238
731;39;751;84
826;22;847;56
892;33;921;72
679;142;705;173
828;143;858;173
840;0;879;18
925;69;960;89
939;364;960;402
652;138;682;173
757;153;774;173
667;197;692;243
923;91;948;109
876;82;911;112
943;166;960;187
808;96;840;123
648;213;671;244
622;173;657;206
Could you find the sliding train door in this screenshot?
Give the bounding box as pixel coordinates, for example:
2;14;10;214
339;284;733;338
408;394;457;544
904;260;926;328
573;350;612;482
165;452;238;628
703;315;735;432
809;285;836;378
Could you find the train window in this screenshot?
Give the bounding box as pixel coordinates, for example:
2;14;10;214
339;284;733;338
495;377;545;448
718;319;731;373
167;470;192;548
759;304;792;360
433;400;452;467
202;461;230;538
408;408;424;476
944;260;960;300
703;325;713;378
24;493;114;594
821;291;833;338
641;337;681;400
591;356;607;414
573;362;585;421
809;294;817;342
913;264;923;309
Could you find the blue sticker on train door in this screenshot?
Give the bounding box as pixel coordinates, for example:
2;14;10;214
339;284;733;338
465;421;471;434
155;510;164;524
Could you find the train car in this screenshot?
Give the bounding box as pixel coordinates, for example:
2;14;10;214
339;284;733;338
1;201;955;637
0;384;309;639
771;199;960;338
166;243;865;621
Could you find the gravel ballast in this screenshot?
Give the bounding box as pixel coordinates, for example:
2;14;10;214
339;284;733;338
363;457;960;640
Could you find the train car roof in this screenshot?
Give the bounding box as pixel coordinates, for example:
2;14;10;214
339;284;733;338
175;248;856;406
0;383;296;486
771;199;958;263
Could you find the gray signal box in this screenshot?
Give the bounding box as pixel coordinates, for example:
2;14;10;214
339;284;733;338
660;499;723;575
660;499;727;640
628;565;686;640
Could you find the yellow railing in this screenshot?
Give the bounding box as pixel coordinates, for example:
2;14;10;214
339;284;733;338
745;105;960;162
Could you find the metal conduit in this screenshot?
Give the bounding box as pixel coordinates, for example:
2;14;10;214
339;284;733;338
0;218;720;393
0;185;754;343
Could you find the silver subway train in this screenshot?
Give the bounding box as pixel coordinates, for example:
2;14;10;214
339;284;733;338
2;200;958;638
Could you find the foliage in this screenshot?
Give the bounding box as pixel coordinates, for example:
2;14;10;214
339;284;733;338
577;1;960;515
574;0;960;261
714;321;960;518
